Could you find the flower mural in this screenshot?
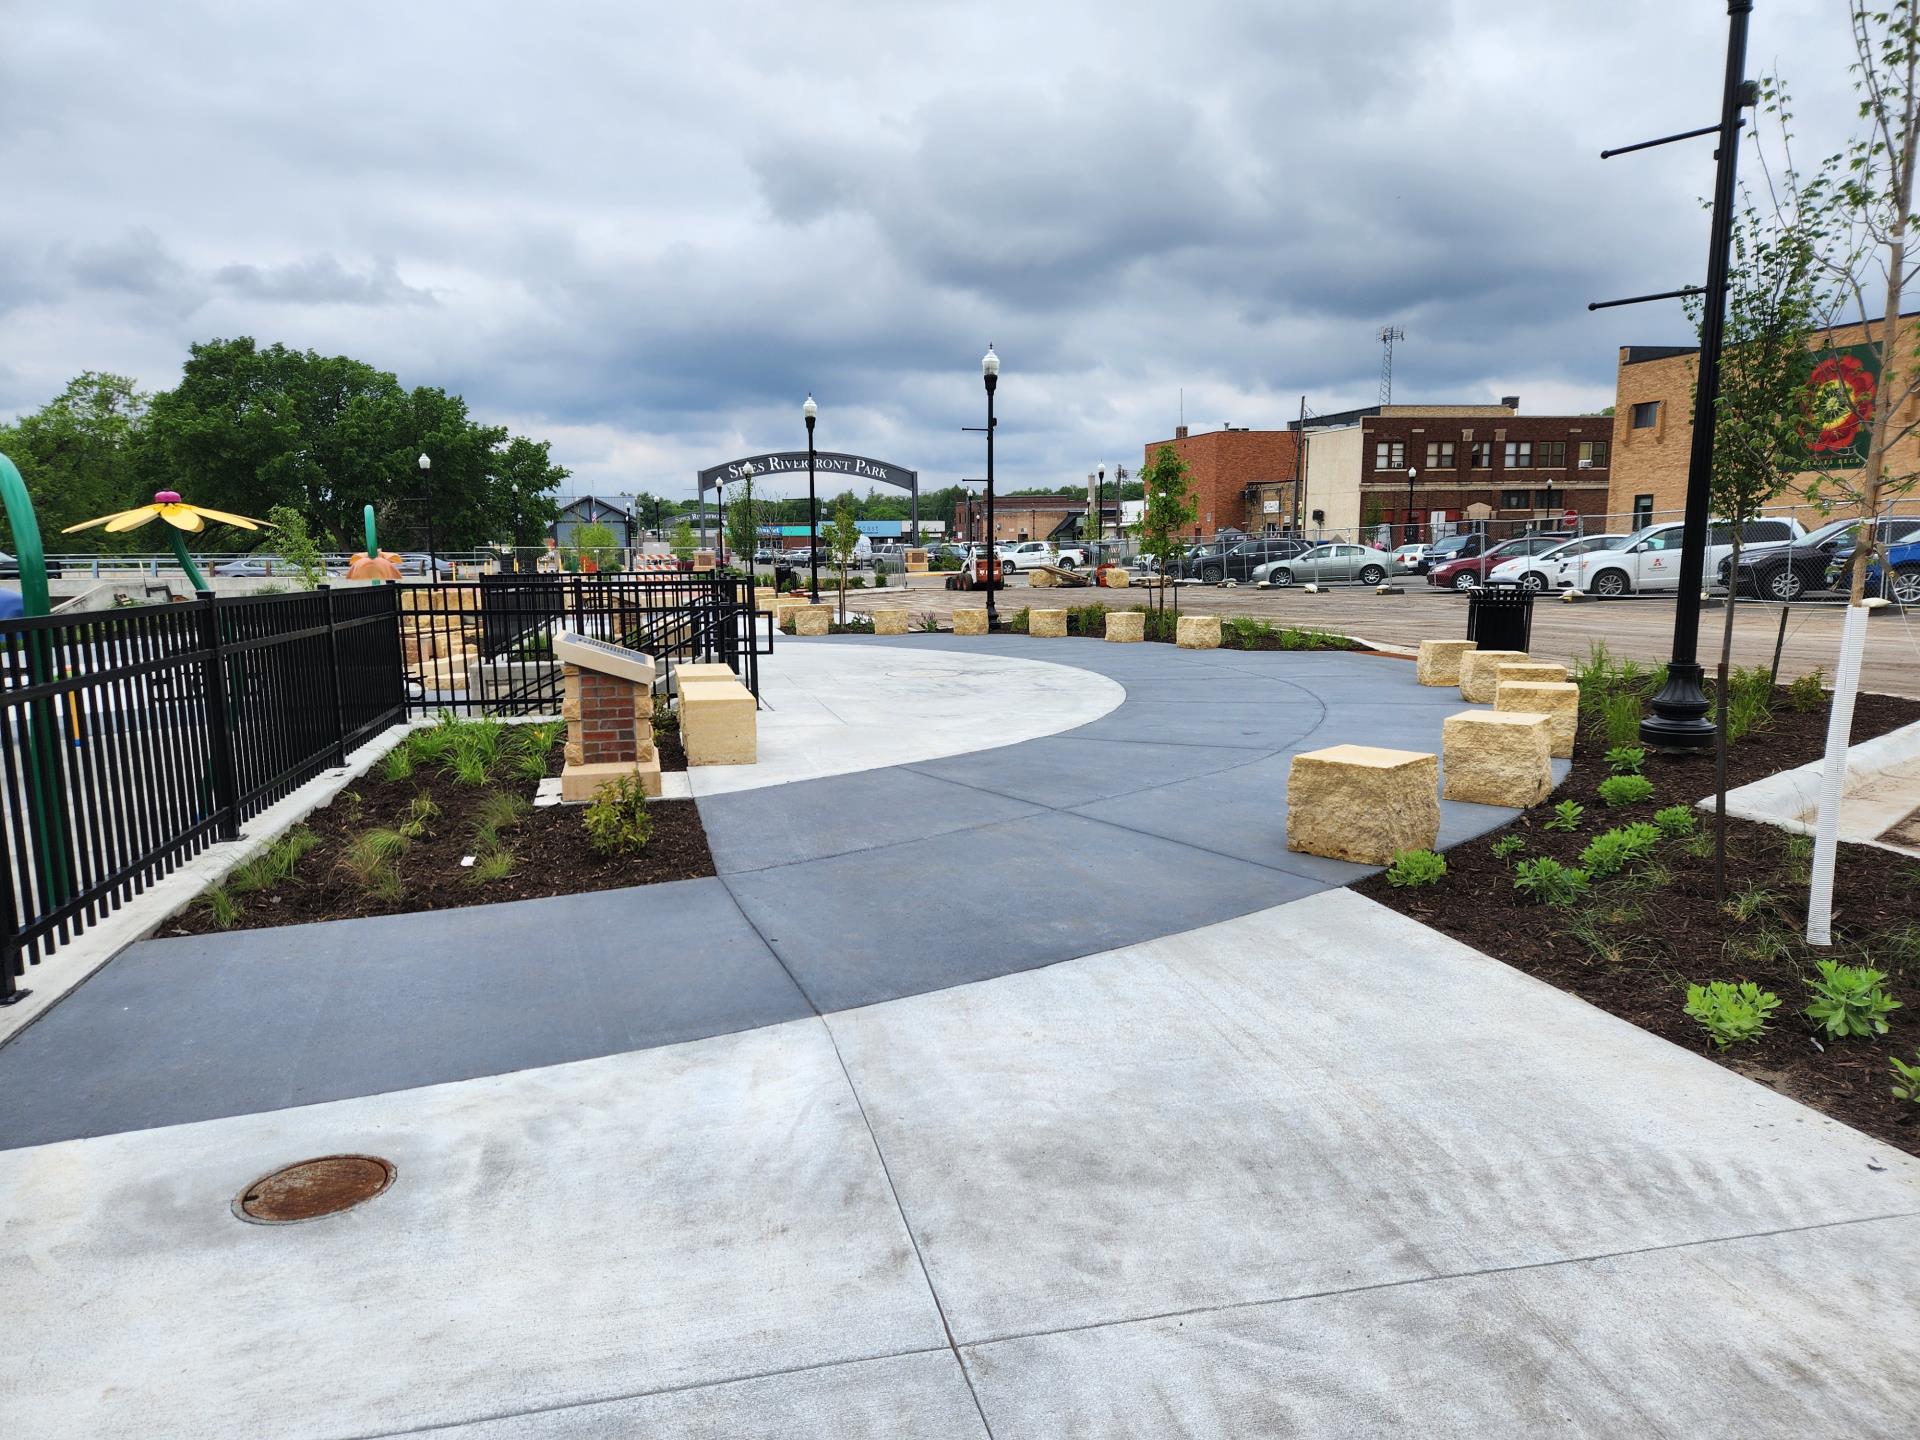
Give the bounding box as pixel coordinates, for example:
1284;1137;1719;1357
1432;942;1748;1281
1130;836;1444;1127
1805;350;1877;461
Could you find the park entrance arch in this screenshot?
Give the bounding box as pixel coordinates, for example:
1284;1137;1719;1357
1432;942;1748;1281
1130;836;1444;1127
697;452;921;543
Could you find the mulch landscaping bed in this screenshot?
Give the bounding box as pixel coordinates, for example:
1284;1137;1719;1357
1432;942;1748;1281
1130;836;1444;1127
165;722;713;937
1358;686;1920;1155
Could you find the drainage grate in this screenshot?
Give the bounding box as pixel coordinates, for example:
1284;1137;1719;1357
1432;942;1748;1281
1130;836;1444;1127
234;1155;395;1224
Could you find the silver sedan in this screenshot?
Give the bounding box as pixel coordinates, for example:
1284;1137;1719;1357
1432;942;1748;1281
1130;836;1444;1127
1252;543;1394;587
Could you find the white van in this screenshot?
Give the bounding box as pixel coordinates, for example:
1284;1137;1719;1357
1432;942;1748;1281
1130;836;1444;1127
1572;517;1806;597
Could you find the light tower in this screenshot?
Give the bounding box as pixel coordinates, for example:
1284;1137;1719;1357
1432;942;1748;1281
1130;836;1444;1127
1377;325;1405;405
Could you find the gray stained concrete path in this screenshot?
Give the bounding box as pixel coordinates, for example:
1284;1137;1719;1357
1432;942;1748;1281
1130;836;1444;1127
0;637;1558;1149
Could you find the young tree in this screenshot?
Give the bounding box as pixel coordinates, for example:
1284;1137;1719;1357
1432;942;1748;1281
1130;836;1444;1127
571;520;619;572
1693;197;1823;901
827;496;861;623
669;518;696;559
265;504;329;589
725;469;760;571
1135;444;1197;615
1762;3;1920;942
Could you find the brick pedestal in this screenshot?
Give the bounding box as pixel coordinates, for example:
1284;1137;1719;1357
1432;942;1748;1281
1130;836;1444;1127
555;640;661;801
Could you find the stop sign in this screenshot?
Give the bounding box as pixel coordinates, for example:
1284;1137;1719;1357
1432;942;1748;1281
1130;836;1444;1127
1562;509;1579;527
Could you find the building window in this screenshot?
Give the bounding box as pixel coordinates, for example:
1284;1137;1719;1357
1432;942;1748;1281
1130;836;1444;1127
1631;401;1660;429
1504;441;1533;469
1536;441;1566;468
1500;490;1531;510
1470;441;1493;468
1632;494;1655;527
1534;489;1563;508
1579;439;1609;468
1374;440;1406;470
1426;441;1455;468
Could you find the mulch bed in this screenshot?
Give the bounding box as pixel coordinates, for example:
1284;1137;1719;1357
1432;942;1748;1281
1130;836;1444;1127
1358;687;1920;1155
165;731;713;937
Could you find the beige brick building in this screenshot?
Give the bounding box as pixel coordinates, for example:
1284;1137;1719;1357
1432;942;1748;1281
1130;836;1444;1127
1608;316;1920;529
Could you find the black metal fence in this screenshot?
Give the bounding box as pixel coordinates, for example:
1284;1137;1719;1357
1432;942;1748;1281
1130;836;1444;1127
0;586;405;1001
399;572;766;716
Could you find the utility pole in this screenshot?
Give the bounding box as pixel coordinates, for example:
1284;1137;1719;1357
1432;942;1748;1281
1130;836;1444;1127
1377;326;1405;405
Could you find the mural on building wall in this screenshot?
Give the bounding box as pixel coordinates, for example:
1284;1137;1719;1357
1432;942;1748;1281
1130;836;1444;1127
1805;343;1878;468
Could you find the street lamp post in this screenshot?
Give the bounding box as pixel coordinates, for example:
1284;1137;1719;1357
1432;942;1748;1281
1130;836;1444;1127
803;394;820;602
418;452;435;580
1405;466;1418;549
1096;463;1106;550
982;346;1000;629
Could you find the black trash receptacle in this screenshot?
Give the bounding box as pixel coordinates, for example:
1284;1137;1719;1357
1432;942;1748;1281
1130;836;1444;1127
1466;582;1535;652
773;564;797;594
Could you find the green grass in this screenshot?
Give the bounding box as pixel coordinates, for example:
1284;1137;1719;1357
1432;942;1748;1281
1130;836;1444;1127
466;847;516;885
226;825;320;896
473;790;530;851
201;884;239;929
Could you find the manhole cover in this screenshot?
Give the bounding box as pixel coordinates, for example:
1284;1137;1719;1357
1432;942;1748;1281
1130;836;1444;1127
234;1155;395;1224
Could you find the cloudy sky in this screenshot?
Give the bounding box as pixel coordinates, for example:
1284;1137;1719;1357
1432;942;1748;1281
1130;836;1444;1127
1;0;1868;501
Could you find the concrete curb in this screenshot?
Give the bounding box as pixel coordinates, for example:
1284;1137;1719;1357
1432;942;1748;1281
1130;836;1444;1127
1715;714;1920;850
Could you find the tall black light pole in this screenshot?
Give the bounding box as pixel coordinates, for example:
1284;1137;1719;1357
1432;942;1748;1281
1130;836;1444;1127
1097;462;1106;548
1591;0;1754;752
982;345;1000;630
418;452;436;580
1405;465;1418;548
804;393;820;602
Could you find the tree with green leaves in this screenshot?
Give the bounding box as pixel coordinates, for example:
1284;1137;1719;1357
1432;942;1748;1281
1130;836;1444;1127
264;504;328;589
1134;444;1196;614
725;469;760;572
0;372;149;549
826;496;861;623
571;520;619;572
669;518;696;558
1693;194;1824;900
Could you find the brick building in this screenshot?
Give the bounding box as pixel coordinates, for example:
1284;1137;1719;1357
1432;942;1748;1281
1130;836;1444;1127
1136;427;1301;539
1607;316;1920;529
1290;402;1613;541
950;493;1115;544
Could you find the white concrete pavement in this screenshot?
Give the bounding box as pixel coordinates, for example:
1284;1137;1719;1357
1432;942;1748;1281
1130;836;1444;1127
5;888;1916;1437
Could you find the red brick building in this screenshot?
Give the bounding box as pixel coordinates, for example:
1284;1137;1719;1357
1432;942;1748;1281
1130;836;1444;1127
1138;426;1302;539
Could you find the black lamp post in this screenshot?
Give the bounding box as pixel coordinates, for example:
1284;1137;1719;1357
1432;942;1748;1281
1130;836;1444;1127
804;393;820;602
1096;462;1106;549
1404;466;1418;547
982;345;1000;629
418;452;436;579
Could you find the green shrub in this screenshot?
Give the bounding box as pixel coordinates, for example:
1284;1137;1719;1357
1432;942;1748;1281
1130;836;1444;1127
1891;1054;1920;1104
396;794;439;841
1784;668;1826;713
1597;774;1654;807
381;747;415;783
1490;834;1526;860
1804;960;1902;1039
1684;981;1781;1050
1604;745;1645;775
1385;849;1447;888
583;773;654;855
339;828;409;902
1066;604;1110;636
1652;805;1696;838
1513;857;1590;906
1579;822;1662;879
1004;606;1031;633
1599;693;1644;748
1544;799;1584;832
1722;664;1776;742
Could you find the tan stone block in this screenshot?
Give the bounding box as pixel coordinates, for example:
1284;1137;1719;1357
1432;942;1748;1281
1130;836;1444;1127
1104;610;1145;642
1416;639;1476;686
561;694;581;722
676;662;736;686
680;678;757;765
873;609;910;635
1287;745;1440;864
753;588;778;609
1458;649;1530;703
794;604;832;636
563;738;585;766
905;561;929;574
953;607;989;636
1496;661;1569;688
560;754;662;803
1443;710;1554;806
1176;614;1221;649
1029;608;1068;637
1496;680;1579;758
1102;568;1132;588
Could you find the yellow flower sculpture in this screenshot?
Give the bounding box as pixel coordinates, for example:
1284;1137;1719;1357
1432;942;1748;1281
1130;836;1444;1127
64;490;270;590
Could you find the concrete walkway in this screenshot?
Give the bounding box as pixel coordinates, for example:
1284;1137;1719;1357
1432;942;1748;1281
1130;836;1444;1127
6;636;1914;1436
5;890;1915;1438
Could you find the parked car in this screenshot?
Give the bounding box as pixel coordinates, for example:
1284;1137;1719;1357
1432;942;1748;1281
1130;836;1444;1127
1415;532;1489;575
995;540;1055;573
213;554;291;577
1390;543;1429;572
1571;517;1807;597
1252;543;1394;587
1728;515;1920;600
0;551;63;578
1485;534;1631;593
397;552;456;576
1860;534;1920;604
752;547;778;564
1427;532;1573;592
1186;536;1313;584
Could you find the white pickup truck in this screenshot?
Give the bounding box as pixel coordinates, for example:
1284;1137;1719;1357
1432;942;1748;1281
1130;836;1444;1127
1571;517;1806;596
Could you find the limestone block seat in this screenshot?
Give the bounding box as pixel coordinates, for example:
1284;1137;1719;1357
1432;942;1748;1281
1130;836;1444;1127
1029;608;1067;637
873;609;910;635
1496;680;1579;757
1286;745;1440;864
1495;661;1567;687
953;607;989;636
681;676;758;766
1177;614;1221;650
1105;610;1144;643
793;604;832;636
1442;710;1553;806
1458;648;1530;703
1417;639;1476;686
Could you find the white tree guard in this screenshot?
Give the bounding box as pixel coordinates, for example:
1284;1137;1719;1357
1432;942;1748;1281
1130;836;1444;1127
1805;601;1874;946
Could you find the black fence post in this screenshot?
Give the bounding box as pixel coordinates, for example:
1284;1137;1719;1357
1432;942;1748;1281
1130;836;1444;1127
320;584;349;767
197;590;242;841
0;815;22;1004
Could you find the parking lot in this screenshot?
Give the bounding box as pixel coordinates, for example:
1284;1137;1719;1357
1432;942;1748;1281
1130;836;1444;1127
838;573;1920;698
